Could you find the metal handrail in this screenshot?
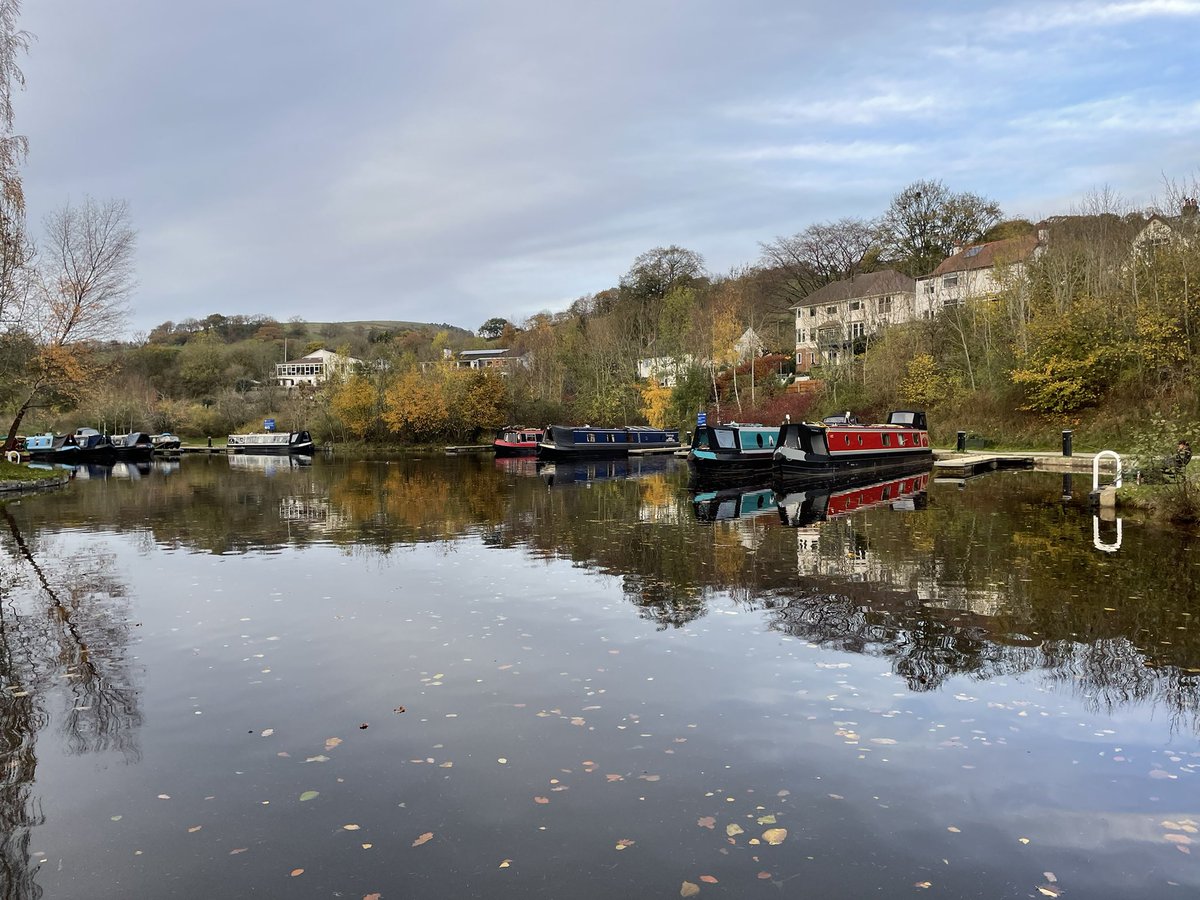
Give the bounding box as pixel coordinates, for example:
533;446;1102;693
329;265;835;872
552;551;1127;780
1093;450;1123;491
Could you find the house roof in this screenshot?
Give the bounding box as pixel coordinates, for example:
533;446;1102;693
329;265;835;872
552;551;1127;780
928;235;1040;278
793;270;915;309
459;348;511;358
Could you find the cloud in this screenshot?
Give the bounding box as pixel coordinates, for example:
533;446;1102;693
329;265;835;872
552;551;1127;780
723;89;952;127
993;0;1200;33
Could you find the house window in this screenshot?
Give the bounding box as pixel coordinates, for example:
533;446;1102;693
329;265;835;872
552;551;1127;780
826;306;837;315
878;297;892;312
851;323;865;338
808;308;816;317
849;301;862;311
942;273;959;288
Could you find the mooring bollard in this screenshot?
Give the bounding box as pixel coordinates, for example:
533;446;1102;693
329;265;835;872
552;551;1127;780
1062;430;1073;457
956;431;966;452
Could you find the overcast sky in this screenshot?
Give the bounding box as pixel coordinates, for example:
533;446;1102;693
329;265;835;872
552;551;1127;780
13;0;1200;335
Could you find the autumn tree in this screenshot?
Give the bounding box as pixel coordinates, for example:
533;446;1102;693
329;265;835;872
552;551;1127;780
4;197;136;449
620;245;705;351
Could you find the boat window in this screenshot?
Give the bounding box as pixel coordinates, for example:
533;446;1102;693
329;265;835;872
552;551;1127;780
844;434;850;446
587;433;596;443
715;430;736;449
899;434;907;446
882;433;891;447
769;435;775;446
607;433;615;442
696;430;710;449
857;435;863;446
755;433;763;447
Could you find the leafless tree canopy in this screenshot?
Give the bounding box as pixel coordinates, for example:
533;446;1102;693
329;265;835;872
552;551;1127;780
41;196;136;344
0;0;29;210
759;217;879;304
876;179;1002;277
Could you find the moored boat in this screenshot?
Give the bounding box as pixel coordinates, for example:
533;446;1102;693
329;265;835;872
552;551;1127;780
691;485;778;523
151;432;182;451
111;431;155;460
773;410;931;480
226;430;315;454
25;432;79;462
70;428;117;461
494;426;544;457
688;422;779;480
538;425;680;459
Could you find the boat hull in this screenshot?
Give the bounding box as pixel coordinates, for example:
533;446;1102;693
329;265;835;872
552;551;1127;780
687;424;779;481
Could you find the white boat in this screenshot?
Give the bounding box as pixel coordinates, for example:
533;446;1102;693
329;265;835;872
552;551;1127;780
226;430;315;454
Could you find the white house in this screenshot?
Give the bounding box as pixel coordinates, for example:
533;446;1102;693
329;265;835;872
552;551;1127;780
792;270;916;371
274;348;362;388
914;234;1042;314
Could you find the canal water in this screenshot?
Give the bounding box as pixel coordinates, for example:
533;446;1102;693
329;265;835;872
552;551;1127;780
1;453;1197;899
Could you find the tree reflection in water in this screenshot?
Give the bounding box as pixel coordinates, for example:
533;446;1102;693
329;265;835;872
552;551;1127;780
0;508;142;900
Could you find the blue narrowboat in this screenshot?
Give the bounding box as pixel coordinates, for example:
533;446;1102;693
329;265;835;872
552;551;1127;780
25;432;79;462
537;425;680;459
687;422;779;479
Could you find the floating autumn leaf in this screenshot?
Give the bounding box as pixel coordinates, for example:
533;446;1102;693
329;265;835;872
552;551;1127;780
499;859;512;868
680;881;700;897
412;832;434;847
365;894;382;900
914;882;931;889
157;794;171;800
299;791;319;802
325;737;342;751
344;824;361;831
187;826;202;833
1036;886;1063;898
762;828;787;845
615;839;635;851
229;848;247;855
305;755;330;763
534;797;550;804
757;815;776;825
757;872;772;880
362;843;373;849
605;774;624;783
697;816;716;829
261;729;274;738
290;868;304;877
1164;833;1193;844
699;875;718;884
1018;838;1031;845
638;774;660;782
947;827;961;833
726;824;744;837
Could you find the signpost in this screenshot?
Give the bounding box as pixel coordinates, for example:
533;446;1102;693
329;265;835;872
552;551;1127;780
264;418;276;432
697;412;707;427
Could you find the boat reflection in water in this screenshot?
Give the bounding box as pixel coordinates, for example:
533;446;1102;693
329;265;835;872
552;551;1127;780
691;485;777;522
226;453;313;474
493;456;540;477
775;464;931;527
538;454;678;487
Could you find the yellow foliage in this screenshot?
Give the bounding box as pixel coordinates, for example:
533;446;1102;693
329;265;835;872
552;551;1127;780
639;378;672;428
330;374;380;440
383;369;449;440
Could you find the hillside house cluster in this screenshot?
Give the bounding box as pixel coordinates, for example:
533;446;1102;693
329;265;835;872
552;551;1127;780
795;200;1200;372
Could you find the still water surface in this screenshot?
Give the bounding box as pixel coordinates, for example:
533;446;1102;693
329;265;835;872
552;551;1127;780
1;453;1198;898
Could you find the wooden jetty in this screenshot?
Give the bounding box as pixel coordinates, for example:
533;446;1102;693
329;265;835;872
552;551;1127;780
932;450;1117;478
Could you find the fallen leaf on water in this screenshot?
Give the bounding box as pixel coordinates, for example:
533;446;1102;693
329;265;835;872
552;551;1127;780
1037;886;1063;898
188;826;202;833
615;839;635;851
947;827;961;833
699;875;718;884
261;729;274;738
364;894;382;900
498;758;508;765
229;848;247;855
726;824;744;837
757;815;776;825
1018;838;1031;845
344;824;361;831
757;871;772;880
499;859;512;868
290;868;304;877
439;762;453;768
1165;833;1193;844
697;816;716;829
299;791;319;802
638;774;660;782
325;737;342;751
914;882;931;889
362;843;373;849
762;828;787;845
393;706;406;714
680;882;700;897
606;774;624;782
412;832;434;847
157;794;170;800
534;796;550;804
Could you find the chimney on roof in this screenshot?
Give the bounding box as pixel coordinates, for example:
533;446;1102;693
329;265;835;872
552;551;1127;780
1183;198;1199;222
950;244;963;257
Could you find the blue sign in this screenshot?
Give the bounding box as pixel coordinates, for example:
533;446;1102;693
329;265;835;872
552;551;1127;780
697;412;707;426
264;418;276;432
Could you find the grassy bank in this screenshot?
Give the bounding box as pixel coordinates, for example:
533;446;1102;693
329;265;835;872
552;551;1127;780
0;460;65;485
